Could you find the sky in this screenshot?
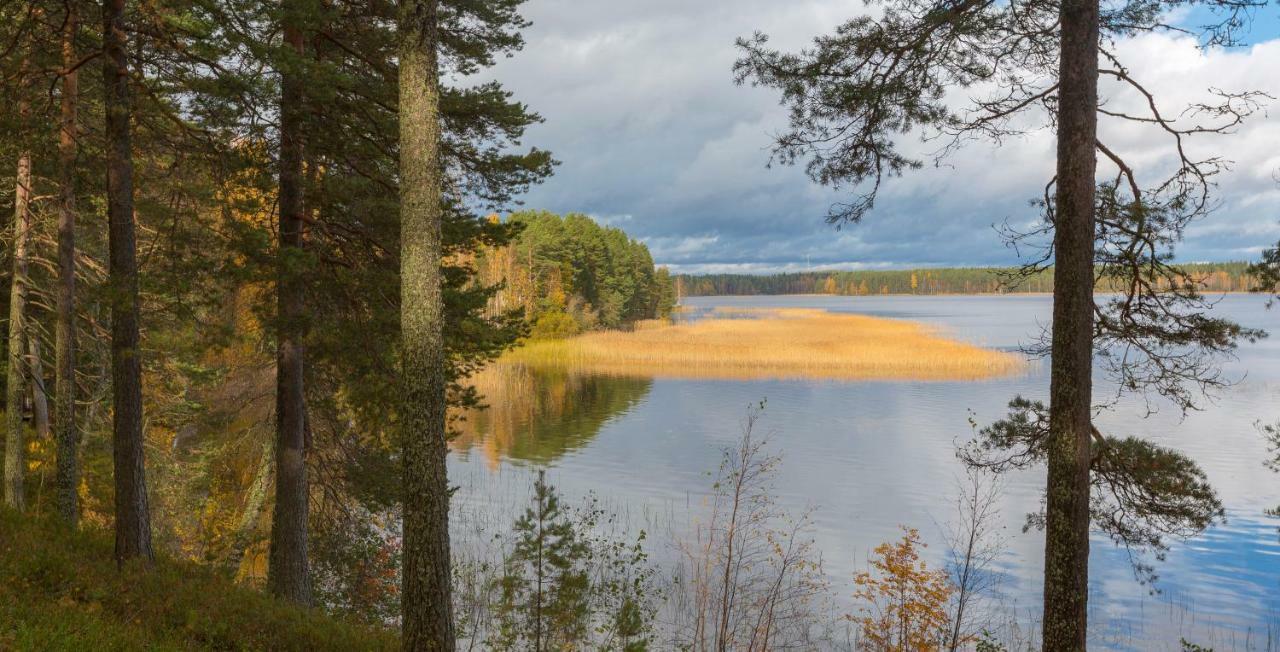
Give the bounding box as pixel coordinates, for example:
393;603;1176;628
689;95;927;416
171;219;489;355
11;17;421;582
482;1;1280;274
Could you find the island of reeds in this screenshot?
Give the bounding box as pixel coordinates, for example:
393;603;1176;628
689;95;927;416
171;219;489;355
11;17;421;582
504;307;1027;381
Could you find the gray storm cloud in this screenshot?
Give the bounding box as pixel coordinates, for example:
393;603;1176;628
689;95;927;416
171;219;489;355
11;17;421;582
480;0;1280;273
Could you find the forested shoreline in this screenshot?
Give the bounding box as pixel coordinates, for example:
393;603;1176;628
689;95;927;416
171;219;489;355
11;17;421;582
678;262;1259;297
476;210;676;338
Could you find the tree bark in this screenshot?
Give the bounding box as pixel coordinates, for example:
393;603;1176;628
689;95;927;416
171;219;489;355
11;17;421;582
103;0;154;565
399;0;456;648
1041;0;1099;646
267;3;312;606
28;337;49;441
56;0;81;527
4;119;31;512
230;436;272;574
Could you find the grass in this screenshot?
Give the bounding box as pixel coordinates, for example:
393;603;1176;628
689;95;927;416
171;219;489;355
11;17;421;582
504;307;1027;381
0;508;396;651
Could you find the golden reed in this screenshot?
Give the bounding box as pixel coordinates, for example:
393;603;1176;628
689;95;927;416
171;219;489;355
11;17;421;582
503;308;1027;381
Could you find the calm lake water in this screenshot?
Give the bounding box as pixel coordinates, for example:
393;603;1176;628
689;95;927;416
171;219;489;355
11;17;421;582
449;294;1280;650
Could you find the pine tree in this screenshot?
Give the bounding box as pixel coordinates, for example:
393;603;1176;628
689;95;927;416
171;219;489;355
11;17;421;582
961;397;1224;588
268;0;313;606
54;0;82;528
103;0;154;565
118;0;551;607
485;472;658;651
491;471;592;651
1040;0;1099;639
478;211;673;335
0;0;548;619
735;0;1264;646
4;54;31;511
398;0;455;646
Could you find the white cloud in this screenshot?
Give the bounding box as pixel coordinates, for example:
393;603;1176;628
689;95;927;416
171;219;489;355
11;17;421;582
484;2;1280;270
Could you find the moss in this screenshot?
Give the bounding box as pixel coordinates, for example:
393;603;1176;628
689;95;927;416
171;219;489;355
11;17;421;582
0;508;396;651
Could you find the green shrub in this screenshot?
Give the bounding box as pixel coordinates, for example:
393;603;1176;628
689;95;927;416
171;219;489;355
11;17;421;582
530;309;581;339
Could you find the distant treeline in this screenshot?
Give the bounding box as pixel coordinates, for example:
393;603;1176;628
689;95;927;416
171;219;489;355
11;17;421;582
478;211;677;337
677;262;1260;297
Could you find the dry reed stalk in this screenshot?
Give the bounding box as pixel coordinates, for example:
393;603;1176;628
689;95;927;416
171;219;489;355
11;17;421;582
504;308;1026;381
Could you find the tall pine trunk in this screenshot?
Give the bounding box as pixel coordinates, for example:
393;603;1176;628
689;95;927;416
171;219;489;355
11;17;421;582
28;338;49;441
267;3;312;606
4;99;31;511
103;0;154;565
399;0;456;648
56;0;81;527
1041;0;1099;645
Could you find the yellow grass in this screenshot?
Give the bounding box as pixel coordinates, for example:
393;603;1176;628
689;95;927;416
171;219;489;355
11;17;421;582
504;307;1027;381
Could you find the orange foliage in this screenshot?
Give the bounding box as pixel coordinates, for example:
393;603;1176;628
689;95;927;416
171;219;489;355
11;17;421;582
851;527;953;651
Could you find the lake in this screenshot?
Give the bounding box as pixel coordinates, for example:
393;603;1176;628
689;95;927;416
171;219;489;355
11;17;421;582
449;294;1280;650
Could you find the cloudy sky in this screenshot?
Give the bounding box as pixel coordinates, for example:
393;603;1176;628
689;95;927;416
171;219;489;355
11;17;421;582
482;1;1280;274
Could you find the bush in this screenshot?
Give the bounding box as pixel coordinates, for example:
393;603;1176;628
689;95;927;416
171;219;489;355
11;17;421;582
530;309;582;339
851;527;953;652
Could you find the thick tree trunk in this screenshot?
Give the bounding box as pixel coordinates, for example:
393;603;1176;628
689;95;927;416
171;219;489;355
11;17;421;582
4;143;31;511
56;1;81;527
103;0;154;565
267;5;313;606
230;436;272;574
28;337;49;441
399;0;456;648
1041;0;1099;646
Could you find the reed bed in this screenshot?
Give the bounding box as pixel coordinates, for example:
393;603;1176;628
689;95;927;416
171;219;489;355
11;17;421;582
504;307;1027;381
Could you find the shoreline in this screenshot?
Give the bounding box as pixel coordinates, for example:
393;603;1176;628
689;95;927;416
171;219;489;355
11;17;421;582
679;290;1266;299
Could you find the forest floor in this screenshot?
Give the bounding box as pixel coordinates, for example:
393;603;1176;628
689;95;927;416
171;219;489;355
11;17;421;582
506;307;1027;381
0;508;395;651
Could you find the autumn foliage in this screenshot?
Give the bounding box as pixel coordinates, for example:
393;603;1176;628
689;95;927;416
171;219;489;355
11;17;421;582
852;527;954;651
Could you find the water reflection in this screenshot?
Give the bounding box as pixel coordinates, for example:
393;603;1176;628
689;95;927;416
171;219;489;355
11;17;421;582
451;363;652;468
448;294;1280;649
